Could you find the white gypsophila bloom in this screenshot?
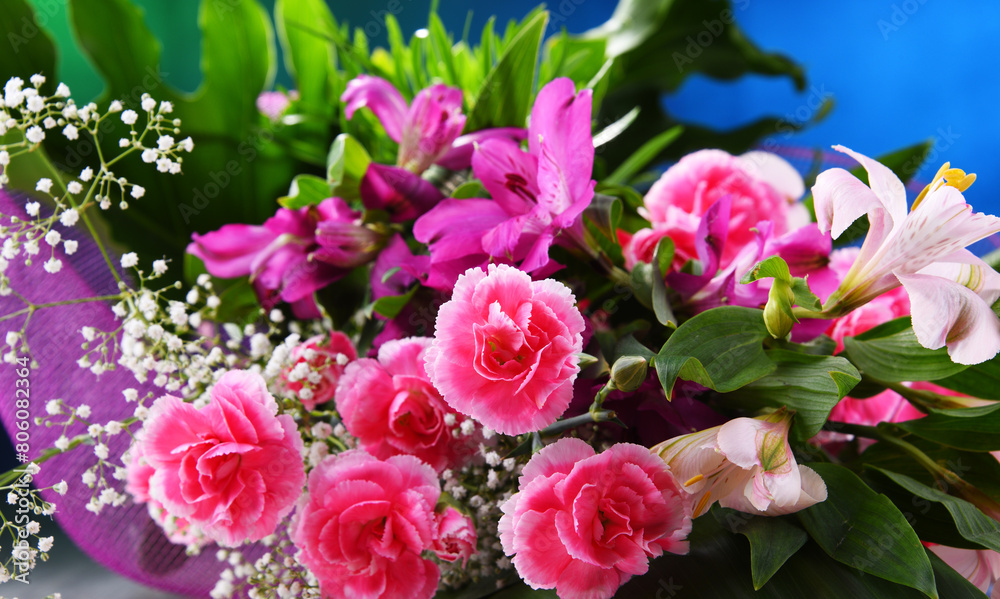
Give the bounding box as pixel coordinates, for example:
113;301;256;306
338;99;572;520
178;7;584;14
24;239;39;255
131;185;145;199
54;436;69;451
120;252;138;268
6;331;19;346
80;166;94;181
168;162;181;175
30;74;45;87
87;424;102;437
63;239;78;255
43;117;57;129
26;95;45;113
134;405;149;420
38;536;54;552
26;521;40;534
26;126;44;143
112;467;127;481
43;258;62;274
45;399;61;414
121;109;138;125
206;295;220;309
25;463;40;475
157;135;174;150
141;95;157;112
100;198;111;210
44;230;61;246
156;157;172;172
6;492;15;505
180;137;194;152
61;103;78;120
122;388;138;402
108;100;123;113
55;82;70;97
0;150;8;165
141;149;157;163
25;201;40;217
35;178;53;194
76;404;91;418
160;101;174;113
62;124;79;140
152;259;167;275
119;138;129;148
268;309;284;323
67;181;82;195
186;288;199;304
53;481;68;495
188;312;202;328
94;444;109;460
60;208;79;226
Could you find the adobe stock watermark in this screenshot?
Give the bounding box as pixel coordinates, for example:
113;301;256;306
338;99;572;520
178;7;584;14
877;0;931;41
673;0;753;73
7;0;60;55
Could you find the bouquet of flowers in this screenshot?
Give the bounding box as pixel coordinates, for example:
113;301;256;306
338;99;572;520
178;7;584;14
2;0;999;597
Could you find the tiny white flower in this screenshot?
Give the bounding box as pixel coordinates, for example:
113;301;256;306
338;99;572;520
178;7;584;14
94;444;109;460
62;103;78;119
76;404;92;418
25;201;40;217
157;135;174;151
5;331;18;346
26;125;45;143
26;95;45;113
60;208;79;226
108;100;123;113
81;470;96;486
159;101;173;113
141;149;157;163
35;178;53;194
87;423;102;437
25;463;40;475
43;116;57;129
130;185;145;199
0;150;8;165
38;536;55;552
133;405;149;420
6;492;15;505
53;481;68;496
119;138;129;148
54;436;70;450
26;520;40;534
156;157;172;172
141;95;157;111
62;123;79;140
63;239;78;255
43;258;62;274
120;109;138;125
152;259;167;275
44;230;61;246
168;162;181;175
67;180;83;194
30;74;45;87
122;388;138;402
24;239;40;254
180;137;194;152
120;252;138;268
99;197;111;210
45;399;61;414
80;166;94;182
268;309;284;323
206;295;220;308
55;83;71;97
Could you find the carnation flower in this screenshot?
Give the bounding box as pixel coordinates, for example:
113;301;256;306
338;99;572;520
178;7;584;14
499;439;692;599
281;331;356;410
335;337;474;472
136;370;305;546
425;264;586;435
289;450;442;599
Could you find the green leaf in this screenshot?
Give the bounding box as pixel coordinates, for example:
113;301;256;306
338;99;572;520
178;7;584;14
895;404;1000;451
870;467;1000;553
727;350;860;439
0;1;57;95
797;463;938;598
843;317;968;382
278;174;332;209
466;11;547;130
326;133;371;201
591;106;639;148
650;237;675;327
935;357;1000;399
451;180;486;199
741;255;792;284
582;194;622;242
275;0;338;113
370;286;418;320
714;508;807;590
791;277;823;311
653;306;775;396
603;125;682;186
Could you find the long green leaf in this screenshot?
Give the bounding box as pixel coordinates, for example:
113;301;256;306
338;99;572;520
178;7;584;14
895;404;1000;452
843;318;967;382
714;508;807;591
603;125;682;186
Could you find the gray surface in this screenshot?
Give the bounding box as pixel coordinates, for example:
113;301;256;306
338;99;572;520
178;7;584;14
0;519;190;599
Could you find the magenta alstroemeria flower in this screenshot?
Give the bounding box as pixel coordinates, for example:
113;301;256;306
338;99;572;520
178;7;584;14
813;145;1000;364
414;78;596;289
359;163;444;223
652;410;828;517
188;198;373;319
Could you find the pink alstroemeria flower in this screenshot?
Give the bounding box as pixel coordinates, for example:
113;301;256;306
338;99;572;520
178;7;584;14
188;199;376;319
813;145;1000;364
414;77;596;289
652;410;828;517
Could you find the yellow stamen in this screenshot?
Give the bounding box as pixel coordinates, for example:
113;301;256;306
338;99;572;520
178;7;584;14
683;474;705;487
913;161;977;210
694;490;712;517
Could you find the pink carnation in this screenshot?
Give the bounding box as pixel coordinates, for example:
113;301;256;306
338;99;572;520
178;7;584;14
425;264;585;435
432;506;477;567
126;445;209;548
335;337;475;472
289;450;441;599
499;439;692;599
138;370;305;547
636;149;805;270
282;331;357;410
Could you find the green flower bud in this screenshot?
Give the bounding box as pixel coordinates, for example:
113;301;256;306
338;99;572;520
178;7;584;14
763;279;796;339
609;355;649;392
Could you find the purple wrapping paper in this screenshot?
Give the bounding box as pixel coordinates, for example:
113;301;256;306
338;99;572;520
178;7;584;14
0;190;235;598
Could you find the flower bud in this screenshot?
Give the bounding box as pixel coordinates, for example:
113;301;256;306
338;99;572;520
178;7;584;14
763;279;796;339
609;355;649;392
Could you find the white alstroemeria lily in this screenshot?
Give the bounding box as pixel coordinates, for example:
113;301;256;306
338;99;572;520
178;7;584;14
651;410;827;517
813;145;1000;365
